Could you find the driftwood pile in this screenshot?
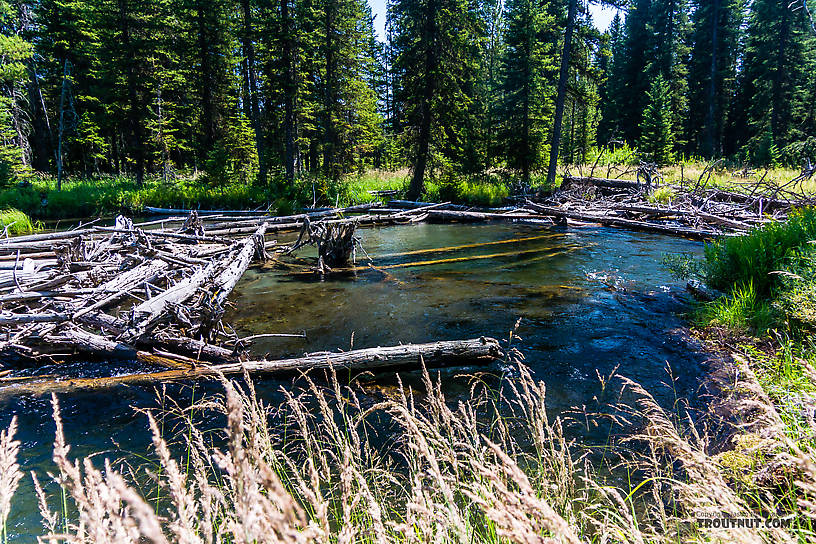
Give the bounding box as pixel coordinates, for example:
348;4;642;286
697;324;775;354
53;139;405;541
518;173;816;239
0;205;505;397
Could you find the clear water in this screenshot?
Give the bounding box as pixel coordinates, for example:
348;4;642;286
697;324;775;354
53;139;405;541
2;222;708;540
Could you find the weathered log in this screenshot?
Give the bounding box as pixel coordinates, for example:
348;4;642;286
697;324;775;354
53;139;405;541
43;327;193;370
426;210;545;222
524;202;724;239
602;204;752;231
0;337;503;396
203;223;267;322
145;206;270;216
561;176;642;190
71;259;170;319
121;254;227;340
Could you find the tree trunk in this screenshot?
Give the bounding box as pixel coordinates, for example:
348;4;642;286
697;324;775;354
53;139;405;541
240;0;267;184
56;59;69;191
406;0;437;202
281;0;296;181
119;0;145;187
546;0;577;187
197;0;216;154
705;0;720;158
323;0;338;180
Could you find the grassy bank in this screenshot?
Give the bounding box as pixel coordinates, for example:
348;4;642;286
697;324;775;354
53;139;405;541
667;207;816;487
2;159;810;221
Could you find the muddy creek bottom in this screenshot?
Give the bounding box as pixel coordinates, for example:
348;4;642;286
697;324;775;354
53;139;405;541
4;222;709;540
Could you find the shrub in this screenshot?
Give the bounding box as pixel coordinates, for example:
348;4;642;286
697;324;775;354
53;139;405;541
647;186;676;204
704;207;816;296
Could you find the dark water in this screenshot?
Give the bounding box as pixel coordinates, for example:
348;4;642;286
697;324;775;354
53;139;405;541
3;222;709;539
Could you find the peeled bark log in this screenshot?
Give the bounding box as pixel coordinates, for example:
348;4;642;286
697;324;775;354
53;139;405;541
524;202;724;239
0;337;503;396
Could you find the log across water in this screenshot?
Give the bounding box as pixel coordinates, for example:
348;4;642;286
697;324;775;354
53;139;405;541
0;337;503;396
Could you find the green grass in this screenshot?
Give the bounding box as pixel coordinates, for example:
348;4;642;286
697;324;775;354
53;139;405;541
646;186;676;204
704;207;816;297
695;280;775;333
0;209;40;236
0;175;273;219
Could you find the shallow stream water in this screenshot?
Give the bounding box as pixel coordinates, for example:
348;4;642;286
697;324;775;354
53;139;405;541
3;222;709;539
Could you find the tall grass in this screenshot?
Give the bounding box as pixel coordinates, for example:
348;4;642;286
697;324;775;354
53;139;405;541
3;355;814;542
704;207;816;296
0;209;39;236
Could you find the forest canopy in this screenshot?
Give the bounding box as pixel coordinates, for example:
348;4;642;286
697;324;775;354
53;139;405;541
0;0;814;196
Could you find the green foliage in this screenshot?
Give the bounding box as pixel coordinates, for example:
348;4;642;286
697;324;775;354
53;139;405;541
0;208;39;235
639;75;675;165
704;207;816;296
775;245;816;331
696;280;775;333
647;186;675;204
662;252;706;280
497;0;556;181
431;173;509;207
0;0;32;186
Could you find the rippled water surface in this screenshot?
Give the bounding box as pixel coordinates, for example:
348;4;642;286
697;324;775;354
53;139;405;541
3;222;709;540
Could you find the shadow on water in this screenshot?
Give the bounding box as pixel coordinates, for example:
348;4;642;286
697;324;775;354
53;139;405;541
3;222;711;539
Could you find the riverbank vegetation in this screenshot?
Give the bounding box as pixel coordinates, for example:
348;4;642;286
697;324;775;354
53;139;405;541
668;206;816;461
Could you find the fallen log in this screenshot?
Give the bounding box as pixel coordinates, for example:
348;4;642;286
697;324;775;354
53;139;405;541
426;210;544;222
524;202;724;239
603;204;752;231
145;206;270;216
0;337;503;396
561;176;642;190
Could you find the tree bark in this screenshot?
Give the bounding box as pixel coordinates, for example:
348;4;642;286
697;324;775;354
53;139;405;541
240;0;267;184
545;0;577;187
0;337;503;396
406;0;437;201
281;0;296;181
56;59;69;191
705;0;720;158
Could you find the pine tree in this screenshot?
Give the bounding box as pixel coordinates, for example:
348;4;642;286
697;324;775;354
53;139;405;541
639;74;673;165
685;0;743;158
729;0;815;164
0;0;31;184
497;0;554;183
597;12;625;145
389;0;484;199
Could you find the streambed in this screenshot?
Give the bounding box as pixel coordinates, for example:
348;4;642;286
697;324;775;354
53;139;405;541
3;222;708;539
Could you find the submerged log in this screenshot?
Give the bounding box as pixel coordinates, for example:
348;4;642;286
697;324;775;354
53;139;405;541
0;337;503;396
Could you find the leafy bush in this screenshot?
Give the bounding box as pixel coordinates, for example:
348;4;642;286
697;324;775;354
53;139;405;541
775;245;816;331
704;207;816;296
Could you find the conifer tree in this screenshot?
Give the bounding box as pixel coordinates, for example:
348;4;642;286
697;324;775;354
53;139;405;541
729;0;815;164
0;0;31;183
639;74;673;165
686;0;743;158
498;0;554;183
389;0;484;199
